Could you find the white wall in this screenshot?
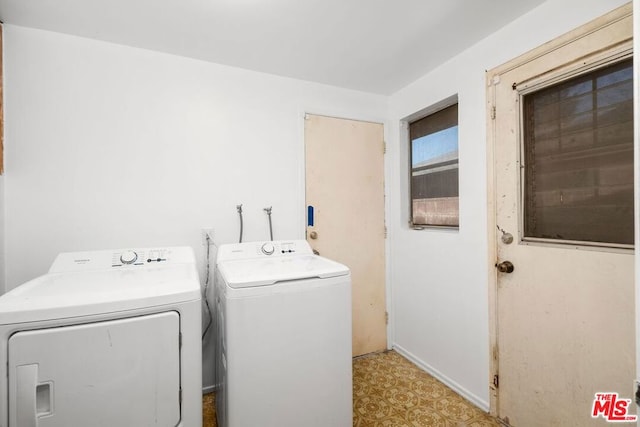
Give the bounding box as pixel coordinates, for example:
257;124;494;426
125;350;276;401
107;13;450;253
2;25;387;389
0;176;4;294
386;0;629;409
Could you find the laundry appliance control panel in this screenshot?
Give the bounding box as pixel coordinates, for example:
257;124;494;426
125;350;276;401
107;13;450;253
49;247;196;272
217;240;314;262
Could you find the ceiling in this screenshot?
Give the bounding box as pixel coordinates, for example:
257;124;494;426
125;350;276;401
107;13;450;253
0;0;546;94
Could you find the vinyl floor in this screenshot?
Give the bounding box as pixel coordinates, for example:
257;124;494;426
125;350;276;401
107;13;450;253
203;350;500;427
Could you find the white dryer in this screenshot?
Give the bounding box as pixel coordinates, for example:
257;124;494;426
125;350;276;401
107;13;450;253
215;240;352;427
0;247;202;427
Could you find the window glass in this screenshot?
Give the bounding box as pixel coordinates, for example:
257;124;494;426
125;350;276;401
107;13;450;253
410;103;459;227
522;58;634;245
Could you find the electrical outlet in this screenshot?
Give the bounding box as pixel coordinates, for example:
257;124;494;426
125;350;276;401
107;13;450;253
201;228;214;246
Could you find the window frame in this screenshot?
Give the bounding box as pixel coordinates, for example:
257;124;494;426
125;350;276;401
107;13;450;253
515;50;634;250
406;96;460;230
0;24;4;175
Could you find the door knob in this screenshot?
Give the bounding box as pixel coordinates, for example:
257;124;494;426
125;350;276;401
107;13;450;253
309;231;318;239
496;261;514;273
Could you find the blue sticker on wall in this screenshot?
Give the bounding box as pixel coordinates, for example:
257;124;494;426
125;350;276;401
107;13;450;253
307;205;314;227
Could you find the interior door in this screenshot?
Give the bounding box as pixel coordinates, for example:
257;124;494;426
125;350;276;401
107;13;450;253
304;113;386;357
488;5;634;426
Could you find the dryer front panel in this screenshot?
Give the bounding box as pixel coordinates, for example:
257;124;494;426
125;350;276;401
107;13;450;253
7;311;180;427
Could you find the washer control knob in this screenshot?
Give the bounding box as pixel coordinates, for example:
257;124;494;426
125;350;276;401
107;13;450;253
261;242;275;256
120;250;138;264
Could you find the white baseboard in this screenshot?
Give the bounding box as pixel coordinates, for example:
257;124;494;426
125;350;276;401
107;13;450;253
202;384;217;394
393;343;489;412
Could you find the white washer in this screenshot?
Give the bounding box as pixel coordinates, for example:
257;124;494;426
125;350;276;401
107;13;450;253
215;240;352;427
0;247;202;427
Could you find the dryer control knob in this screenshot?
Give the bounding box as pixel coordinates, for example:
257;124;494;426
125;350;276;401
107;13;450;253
120;250;138;264
261;242;275;256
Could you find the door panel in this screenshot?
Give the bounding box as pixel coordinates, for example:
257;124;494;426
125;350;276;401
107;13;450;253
488;5;634;426
304;114;386;357
8;312;180;427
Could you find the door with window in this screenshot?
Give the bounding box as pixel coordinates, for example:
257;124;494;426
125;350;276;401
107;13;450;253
304;114;387;357
488;5;634;426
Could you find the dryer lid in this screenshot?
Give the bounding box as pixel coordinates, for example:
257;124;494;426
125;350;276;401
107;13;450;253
217;254;349;288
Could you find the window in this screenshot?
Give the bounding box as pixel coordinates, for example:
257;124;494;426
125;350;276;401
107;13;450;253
522;58;634;246
409;103;459;227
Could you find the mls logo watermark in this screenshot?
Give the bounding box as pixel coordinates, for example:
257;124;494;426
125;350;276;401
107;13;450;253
591;393;637;422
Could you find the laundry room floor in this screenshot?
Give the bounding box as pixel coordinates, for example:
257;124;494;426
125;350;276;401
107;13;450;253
202;350;499;426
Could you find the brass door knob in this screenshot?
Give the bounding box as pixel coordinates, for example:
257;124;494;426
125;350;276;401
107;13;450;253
496;261;514;273
309;231;318;239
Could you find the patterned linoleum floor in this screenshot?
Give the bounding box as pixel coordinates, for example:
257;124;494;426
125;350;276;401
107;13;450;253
203;392;216;426
203;350;500;427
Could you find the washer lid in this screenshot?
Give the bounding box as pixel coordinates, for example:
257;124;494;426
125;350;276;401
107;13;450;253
218;254;349;288
0;248;201;325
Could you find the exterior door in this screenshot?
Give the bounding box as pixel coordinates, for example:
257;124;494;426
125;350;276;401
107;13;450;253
487;5;635;426
304;114;387;357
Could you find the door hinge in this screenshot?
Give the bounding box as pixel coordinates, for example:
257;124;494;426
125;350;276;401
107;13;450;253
385;311;389;325
384;226;388;238
493;374;499;388
179;332;182;349
490;106;496;120
382;140;387;154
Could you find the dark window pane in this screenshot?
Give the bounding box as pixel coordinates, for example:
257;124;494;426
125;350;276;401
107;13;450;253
523;59;634;245
409;103;459;227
